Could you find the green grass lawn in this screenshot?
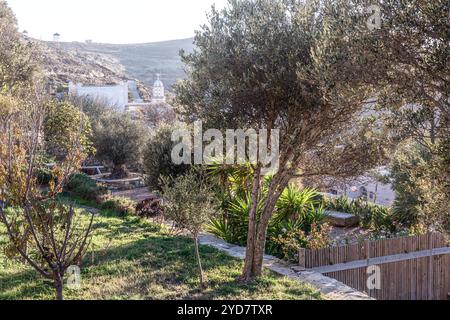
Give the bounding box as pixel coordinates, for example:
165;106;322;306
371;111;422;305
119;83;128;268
0;208;321;300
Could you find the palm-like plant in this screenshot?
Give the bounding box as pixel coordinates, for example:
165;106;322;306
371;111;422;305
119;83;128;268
207;218;235;244
207;164;329;257
273;185;321;224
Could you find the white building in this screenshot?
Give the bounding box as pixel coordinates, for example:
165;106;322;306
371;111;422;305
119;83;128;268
327;168;396;207
69;82;129;112
151;74;166;104
53;33;60;42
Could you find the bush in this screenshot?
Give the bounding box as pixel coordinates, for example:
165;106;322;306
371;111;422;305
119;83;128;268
66;173;106;201
100;196;135;217
34;154;55;185
207;193;252;246
267;219;307;262
93;112;147;178
135;196;164;219
44;102;94;160
273;185;325;229
143;123;191;190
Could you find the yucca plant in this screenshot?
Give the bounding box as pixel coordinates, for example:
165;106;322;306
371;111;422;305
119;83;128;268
301;204;326;233
226;192;265;245
208;161;254;197
273;185;321;225
208;164;330;259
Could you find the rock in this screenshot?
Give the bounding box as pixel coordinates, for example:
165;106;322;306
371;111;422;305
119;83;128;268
325;210;360;227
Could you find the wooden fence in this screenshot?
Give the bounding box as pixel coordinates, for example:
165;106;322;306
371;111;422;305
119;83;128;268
299;233;450;300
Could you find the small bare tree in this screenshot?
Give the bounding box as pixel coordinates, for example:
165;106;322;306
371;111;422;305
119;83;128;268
161;168;216;290
0;90;94;300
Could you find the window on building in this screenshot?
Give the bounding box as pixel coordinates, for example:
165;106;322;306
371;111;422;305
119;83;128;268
359;186;368;201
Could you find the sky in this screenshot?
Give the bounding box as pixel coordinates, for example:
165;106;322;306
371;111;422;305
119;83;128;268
7;0;229;44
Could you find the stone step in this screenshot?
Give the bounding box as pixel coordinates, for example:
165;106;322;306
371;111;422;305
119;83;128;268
325;211;360;227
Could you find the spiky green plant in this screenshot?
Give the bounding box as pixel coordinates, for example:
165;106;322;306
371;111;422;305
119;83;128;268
273;185;321;224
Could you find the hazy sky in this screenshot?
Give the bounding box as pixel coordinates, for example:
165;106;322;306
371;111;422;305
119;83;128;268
7;0;229;44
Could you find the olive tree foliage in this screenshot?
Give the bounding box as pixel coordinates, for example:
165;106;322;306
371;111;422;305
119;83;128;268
0;1;94;300
142;103;177;129
354;0;449;232
143;123;191;190
92;112;148;178
390;141;449;233
175;0;388;280
161;168;216;289
385;95;449;234
367;0;449;119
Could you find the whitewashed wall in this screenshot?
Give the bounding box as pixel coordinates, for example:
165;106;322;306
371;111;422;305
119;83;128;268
69;82;129;112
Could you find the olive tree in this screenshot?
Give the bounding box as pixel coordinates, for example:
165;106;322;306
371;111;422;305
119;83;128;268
347;0;450;232
175;0;388;280
143;123;191;190
161;168;216;289
93;112;147;178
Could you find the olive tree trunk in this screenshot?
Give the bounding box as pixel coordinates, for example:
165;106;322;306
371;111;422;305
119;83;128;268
241;167;294;280
193;234;206;290
240;167;261;282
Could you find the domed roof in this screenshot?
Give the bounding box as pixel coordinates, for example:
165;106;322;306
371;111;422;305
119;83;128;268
153;79;164;88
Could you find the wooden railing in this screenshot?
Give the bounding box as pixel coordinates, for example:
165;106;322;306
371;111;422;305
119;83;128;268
299;233;450;300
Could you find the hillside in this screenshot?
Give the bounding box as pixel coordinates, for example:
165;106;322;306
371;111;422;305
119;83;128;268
43;38;195;90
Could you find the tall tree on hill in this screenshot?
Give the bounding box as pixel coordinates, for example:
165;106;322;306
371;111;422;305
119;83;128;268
175;0;390;280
